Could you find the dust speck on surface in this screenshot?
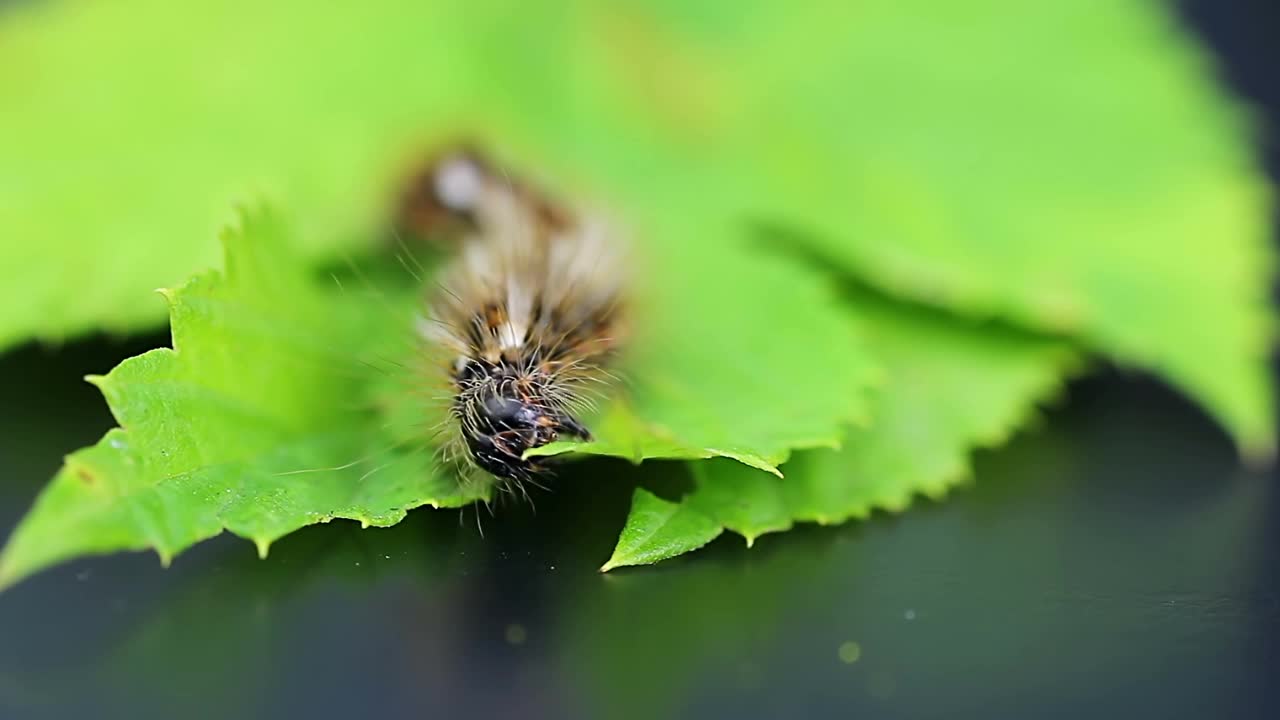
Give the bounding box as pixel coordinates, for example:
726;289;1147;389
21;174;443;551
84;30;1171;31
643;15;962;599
505;623;527;646
838;641;861;664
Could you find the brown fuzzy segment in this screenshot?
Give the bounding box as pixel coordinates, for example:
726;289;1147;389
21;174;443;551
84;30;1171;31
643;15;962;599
416;149;626;492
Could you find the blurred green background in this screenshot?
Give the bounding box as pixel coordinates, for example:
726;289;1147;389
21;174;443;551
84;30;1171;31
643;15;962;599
2;0;1275;449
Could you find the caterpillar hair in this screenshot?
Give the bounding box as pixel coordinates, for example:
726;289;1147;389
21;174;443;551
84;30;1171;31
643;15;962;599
411;148;626;496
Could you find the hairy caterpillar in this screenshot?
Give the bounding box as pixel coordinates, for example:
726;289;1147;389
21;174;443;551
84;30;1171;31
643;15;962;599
403;148;626;496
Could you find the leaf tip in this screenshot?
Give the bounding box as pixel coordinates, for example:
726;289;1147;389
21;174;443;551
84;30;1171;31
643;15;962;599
715;449;784;478
255;538;272;559
1243;440;1276;470
0;556;17;593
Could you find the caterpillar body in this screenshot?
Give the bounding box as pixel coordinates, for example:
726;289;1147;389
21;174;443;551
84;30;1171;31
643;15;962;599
405;149;626;494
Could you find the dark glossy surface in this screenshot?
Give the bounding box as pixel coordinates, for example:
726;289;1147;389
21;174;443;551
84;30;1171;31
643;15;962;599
1;340;1278;720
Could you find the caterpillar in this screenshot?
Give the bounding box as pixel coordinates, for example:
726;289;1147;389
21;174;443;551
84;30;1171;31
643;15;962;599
403;148;626;496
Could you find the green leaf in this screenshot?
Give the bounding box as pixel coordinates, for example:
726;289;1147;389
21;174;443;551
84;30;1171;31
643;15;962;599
0;0;470;348
5;2;1270;465
604;291;1082;567
685;460;792;546
458;0;1276;455
0;209;477;589
458;1;1275;455
3;1;881;476
1;200;876;586
529;215;877;473
777;296;1081;527
703;0;1277;454
599;489;724;572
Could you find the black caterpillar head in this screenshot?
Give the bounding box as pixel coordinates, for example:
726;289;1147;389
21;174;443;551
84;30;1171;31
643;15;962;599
453;360;591;485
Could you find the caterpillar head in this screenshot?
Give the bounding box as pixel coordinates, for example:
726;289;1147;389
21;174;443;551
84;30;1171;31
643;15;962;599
454;361;592;485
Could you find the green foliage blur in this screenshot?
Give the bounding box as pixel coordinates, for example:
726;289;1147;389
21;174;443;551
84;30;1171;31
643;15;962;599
0;0;1272;583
